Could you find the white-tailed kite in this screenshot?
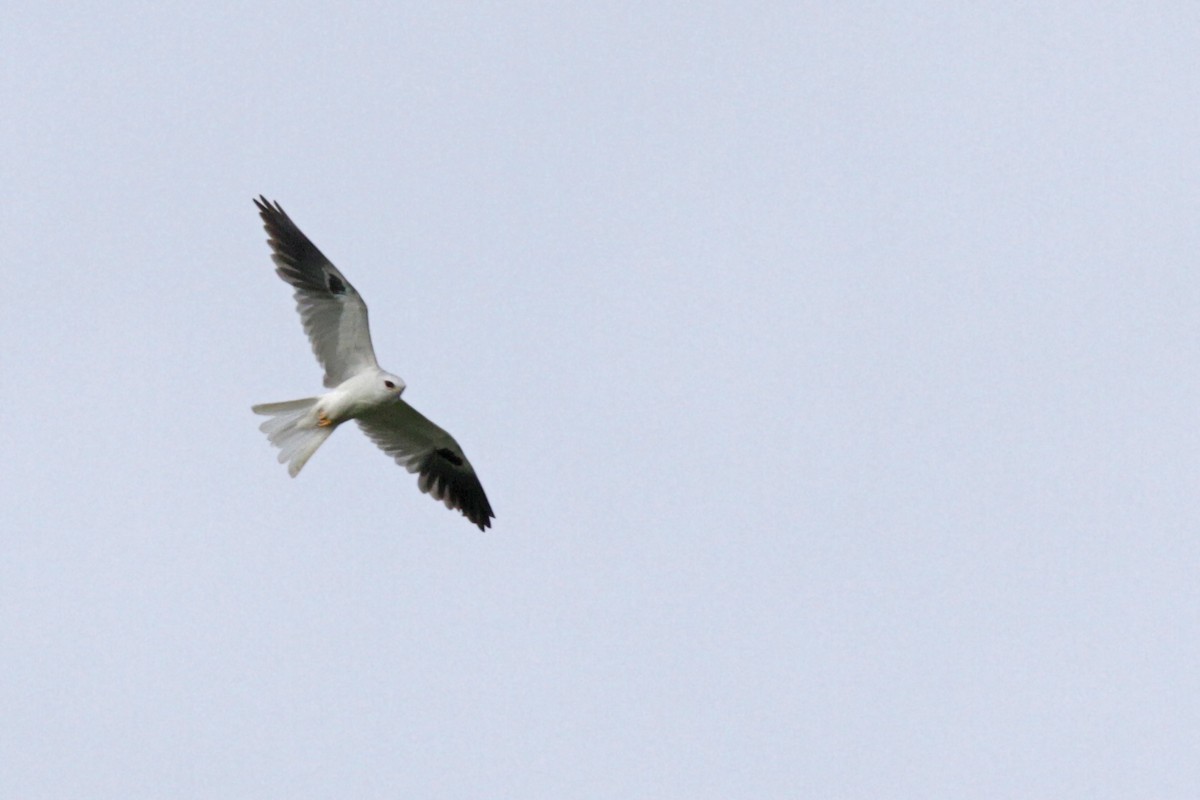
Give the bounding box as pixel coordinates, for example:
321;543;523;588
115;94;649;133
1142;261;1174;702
251;196;494;531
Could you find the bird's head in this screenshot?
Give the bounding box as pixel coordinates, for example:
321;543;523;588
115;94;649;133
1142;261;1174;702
380;374;407;399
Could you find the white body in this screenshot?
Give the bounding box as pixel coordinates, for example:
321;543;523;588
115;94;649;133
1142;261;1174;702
252;367;405;477
317;368;407;426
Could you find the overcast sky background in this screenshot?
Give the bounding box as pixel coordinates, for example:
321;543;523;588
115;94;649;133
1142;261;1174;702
2;2;1198;797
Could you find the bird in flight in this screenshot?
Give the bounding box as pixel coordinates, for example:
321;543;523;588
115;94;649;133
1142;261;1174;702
250;196;494;530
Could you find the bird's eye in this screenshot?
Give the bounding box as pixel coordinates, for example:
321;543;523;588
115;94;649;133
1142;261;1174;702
384;381;395;389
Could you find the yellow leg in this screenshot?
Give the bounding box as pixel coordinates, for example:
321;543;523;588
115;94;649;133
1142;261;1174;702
317;411;333;427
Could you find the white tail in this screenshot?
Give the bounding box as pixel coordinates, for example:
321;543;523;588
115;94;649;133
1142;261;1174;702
251;397;332;477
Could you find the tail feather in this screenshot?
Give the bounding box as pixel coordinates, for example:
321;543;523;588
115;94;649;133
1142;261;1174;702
251;397;332;476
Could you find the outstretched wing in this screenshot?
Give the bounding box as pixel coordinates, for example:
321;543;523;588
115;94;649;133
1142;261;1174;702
255;196;379;387
356;400;494;531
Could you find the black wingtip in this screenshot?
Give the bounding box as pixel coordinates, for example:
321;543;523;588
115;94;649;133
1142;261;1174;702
456;489;495;532
467;489;496;532
419;448;495;532
470;503;495;531
254;195;287;221
253;196;331;275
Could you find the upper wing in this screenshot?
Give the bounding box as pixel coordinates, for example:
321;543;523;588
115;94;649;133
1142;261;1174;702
356;400;494;531
255;196;379;387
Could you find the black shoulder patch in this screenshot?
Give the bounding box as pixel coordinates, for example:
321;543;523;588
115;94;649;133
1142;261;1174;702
435;447;464;467
327;273;346;294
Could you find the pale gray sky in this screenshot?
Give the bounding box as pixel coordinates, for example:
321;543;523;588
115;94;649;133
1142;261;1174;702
2;2;1198;797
